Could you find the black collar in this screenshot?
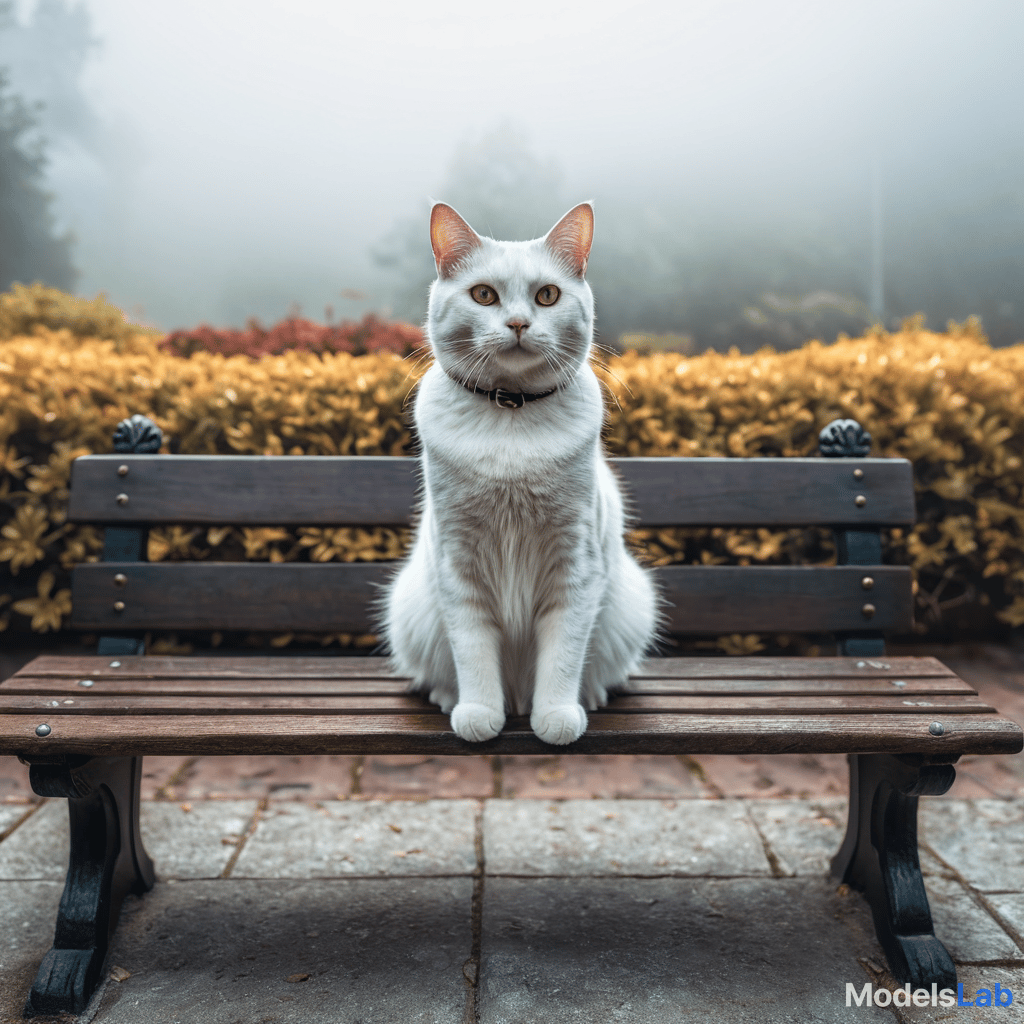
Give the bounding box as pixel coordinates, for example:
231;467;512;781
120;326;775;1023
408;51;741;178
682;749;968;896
450;375;558;410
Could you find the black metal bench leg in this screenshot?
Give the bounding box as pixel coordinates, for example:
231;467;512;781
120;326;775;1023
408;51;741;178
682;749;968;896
831;752;957;989
22;756;155;1018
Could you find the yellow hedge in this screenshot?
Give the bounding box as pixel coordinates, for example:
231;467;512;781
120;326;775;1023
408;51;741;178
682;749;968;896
2;294;1022;645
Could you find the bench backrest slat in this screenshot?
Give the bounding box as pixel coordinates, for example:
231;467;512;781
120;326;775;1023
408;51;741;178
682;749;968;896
69;455;916;527
71;562;912;635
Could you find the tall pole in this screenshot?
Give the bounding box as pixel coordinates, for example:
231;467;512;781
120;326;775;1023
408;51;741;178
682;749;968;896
869;157;884;324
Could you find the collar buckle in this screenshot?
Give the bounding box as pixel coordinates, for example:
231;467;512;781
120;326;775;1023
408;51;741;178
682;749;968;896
494;389;525;410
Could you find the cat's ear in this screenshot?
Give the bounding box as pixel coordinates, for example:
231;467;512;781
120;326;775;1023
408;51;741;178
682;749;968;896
430;203;481;279
544;202;594;278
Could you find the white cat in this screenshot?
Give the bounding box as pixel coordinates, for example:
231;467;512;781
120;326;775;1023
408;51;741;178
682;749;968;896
383;201;658;745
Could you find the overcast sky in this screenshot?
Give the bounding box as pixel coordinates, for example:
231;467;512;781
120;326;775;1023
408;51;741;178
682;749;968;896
7;0;1023;332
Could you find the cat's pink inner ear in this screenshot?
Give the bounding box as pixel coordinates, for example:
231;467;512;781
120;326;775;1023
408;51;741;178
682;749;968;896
430;204;481;278
545;203;594;277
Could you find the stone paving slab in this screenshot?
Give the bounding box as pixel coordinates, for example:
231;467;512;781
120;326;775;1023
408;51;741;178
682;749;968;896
0;804;30;839
484;799;769;877
0;800;260;881
80;878;472;1024
478;876;893;1023
923;873;1023;963
921;799;1024;892
498;753;708;799
984;894;1024;948
360;755;495;799
233;800;478;878
889;966;1024;1022
0;801;68;880
143;801;259;880
0;881;62;1024
746;797;847;876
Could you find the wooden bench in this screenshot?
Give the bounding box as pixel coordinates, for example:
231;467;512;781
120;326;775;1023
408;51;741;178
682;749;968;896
2;413;1021;1016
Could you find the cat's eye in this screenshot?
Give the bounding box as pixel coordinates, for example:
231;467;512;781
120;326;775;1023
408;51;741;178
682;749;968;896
470;284;498;305
535;285;560;306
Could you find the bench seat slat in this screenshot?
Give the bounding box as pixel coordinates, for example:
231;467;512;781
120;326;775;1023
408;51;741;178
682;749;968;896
4;675;975;698
68;455;916;527
11;655;959;681
70;563;913;634
0;692;995;716
2;713;1019;757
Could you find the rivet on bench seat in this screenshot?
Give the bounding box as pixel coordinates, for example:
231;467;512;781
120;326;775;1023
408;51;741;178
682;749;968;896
862;603;876;618
853;467;864;479
929;722;946;736
34;724;51;737
861;576;874;589
891;680;907;687
113;601;125;612
78;679;94;688
114;574;127;587
109;661;121;668
855;494;867;506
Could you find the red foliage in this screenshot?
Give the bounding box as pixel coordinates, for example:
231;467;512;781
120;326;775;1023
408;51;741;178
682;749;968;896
159;313;425;359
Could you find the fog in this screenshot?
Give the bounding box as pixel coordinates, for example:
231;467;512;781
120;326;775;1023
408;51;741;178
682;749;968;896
2;0;1022;348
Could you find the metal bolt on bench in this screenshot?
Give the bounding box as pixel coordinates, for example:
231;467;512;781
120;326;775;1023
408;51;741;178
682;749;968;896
1;413;1020;1016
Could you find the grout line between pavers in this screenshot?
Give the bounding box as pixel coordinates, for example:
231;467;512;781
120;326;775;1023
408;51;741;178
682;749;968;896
678;754;724;798
742;800;789;879
220;796;269;879
349;755;364;797
153;755;200;800
955;957;1024;967
0;799;45;843
858;957;907;1023
462;800;484;1024
490;755;503;799
919;837;1024;955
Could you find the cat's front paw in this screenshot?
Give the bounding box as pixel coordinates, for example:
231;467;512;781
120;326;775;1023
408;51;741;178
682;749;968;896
531;704;587;745
450;702;505;743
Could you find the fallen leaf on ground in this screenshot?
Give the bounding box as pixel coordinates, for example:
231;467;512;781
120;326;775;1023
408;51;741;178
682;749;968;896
109;966;131;983
387;823;402;833
286;973;310;983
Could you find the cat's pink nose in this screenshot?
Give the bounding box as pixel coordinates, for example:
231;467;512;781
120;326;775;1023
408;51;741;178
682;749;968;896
507;320;529;339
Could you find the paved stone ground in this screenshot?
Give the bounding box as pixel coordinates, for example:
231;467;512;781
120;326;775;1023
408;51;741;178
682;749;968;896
1;796;1023;1022
0;643;1022;1021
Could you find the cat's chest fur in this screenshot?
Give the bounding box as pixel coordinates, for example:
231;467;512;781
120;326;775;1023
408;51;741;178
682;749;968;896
414;363;609;619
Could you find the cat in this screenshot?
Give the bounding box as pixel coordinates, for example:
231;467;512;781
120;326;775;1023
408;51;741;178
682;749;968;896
382;201;659;745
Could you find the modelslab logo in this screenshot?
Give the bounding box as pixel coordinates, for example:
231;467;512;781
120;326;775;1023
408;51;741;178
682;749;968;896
846;982;1014;1008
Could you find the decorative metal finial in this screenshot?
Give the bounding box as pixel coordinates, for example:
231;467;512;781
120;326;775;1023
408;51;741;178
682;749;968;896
819;418;871;458
113;414;162;454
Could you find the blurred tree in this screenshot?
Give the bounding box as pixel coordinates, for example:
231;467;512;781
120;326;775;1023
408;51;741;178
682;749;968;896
0;71;76;291
374;123;567;323
377;128;1024;352
0;1;76;291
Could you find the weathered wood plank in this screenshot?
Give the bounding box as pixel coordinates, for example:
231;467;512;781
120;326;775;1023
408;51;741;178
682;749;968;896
69;456;420;526
4;674;973;699
616;457;915;526
71;562;392;632
0;693;994;715
70;563;913;634
68;455;915;527
2;712;1019;757
657;565;913;633
12;654;958;681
